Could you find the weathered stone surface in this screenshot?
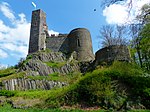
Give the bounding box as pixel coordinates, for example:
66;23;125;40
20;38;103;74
0;96;7;106
2;78;67;90
79;61;94;73
20;59;79;76
95;45;131;65
28;9;48;54
68;28;95;61
46;34;69;53
11;97;41;109
28;10;95;62
31;52;67;62
1;51;80;91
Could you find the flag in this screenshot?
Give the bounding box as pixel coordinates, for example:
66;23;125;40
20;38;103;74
32;2;36;9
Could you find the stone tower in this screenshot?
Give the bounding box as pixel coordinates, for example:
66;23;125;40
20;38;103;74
95;45;131;65
28;9;49;54
68;28;95;61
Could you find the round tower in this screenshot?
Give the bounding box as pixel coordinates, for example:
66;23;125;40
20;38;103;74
95;45;131;65
68;28;94;61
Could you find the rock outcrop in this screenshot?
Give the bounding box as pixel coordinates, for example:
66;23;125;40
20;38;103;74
1;51;80;91
3;78;67;90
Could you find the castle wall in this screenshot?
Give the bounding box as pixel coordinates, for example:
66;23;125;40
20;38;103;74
68;28;95;61
46;34;69;53
95;45;131;65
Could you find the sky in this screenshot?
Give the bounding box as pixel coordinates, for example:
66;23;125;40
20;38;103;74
0;0;149;67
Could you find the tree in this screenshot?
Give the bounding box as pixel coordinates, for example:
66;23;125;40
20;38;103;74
129;4;150;69
139;23;150;70
137;4;150;24
99;25;127;47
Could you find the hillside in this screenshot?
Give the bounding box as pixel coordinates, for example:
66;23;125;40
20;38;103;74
0;50;150;111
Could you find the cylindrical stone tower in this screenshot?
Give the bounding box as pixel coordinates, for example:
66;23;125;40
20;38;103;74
68;28;95;61
95;45;131;65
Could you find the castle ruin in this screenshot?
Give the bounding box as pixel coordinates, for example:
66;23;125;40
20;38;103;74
28;9;131;63
28;9;95;62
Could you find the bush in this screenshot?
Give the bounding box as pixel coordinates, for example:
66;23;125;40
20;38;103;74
0;90;16;97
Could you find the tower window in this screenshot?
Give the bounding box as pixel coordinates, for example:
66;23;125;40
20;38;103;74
77;38;80;47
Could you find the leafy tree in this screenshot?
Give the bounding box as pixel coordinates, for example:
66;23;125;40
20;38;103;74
139;23;150;71
137;4;150;24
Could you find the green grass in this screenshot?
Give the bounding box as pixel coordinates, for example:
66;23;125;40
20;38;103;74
0;72;26;82
0;61;150;111
128;110;150;112
3;62;148;109
0;104;149;112
0;68;16;78
0;104;85;112
26;72;81;83
45;61;66;68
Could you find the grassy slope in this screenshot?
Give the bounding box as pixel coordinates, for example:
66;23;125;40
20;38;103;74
0;62;150;111
1;104;149;112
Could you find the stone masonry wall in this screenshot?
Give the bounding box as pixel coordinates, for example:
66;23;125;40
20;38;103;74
28;9;48;54
95;45;131;65
68;28;95;61
46;34;69;53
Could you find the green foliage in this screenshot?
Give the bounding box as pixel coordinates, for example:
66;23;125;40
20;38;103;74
107;61;150;108
139;23;150;53
0;61;150;110
0;104;86;112
0;90;16;97
0;72;25;83
45;61;66;68
10;62;149;109
27;72;81;83
16;55;33;68
1;104;149;112
0;68;16;78
137;23;150;71
77;71;114;106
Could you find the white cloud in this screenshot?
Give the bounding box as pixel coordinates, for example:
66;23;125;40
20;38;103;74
0;2;15;22
103;0;150;25
0;2;59;61
48;30;59;36
0;2;30;59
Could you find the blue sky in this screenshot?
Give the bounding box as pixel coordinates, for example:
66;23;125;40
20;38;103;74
0;0;149;67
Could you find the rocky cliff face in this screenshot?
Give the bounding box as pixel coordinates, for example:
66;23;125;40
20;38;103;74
3;78;67;91
1;51;80;90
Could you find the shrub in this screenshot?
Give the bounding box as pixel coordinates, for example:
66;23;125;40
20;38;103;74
0;90;16;97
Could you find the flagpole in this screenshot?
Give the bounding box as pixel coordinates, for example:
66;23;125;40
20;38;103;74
32;2;37;10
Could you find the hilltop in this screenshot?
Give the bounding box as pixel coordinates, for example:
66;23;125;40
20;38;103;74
0;50;150;111
0;9;149;112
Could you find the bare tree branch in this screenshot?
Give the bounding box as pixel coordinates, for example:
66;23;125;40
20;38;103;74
99;25;127;47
